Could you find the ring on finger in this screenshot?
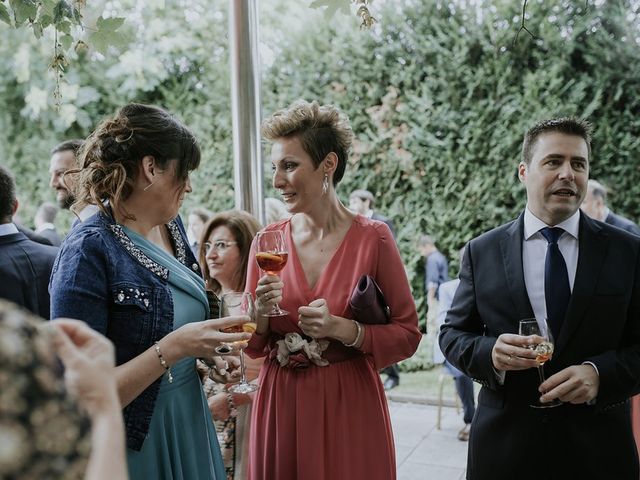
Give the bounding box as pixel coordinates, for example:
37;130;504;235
215;345;232;355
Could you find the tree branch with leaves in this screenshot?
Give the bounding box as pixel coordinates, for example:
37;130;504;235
0;0;126;104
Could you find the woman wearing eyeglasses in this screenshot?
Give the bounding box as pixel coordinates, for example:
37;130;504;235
199;210;263;479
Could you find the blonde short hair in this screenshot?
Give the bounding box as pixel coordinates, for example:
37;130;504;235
261;100;353;185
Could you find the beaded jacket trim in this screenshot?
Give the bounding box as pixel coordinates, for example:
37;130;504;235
107;220;189;280
165;220;187;266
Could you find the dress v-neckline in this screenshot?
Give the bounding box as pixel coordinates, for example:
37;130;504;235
287;217;357;294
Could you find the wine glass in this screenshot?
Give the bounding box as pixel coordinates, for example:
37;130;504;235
519;318;562;408
255;230;289;316
220;292;258;394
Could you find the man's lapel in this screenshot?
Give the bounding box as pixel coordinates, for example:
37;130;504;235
500;213;535;324
556;213;608;352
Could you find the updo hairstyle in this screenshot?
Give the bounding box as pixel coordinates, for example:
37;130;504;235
72;103;200;219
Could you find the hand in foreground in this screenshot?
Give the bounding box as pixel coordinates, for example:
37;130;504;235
171;315;251;360
298;299;334;339
208;389;253;421
207;355;242;384
491;333;541;371
50;318;118;418
539;364;599;404
255;274;284;317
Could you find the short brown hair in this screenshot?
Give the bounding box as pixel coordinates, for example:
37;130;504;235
0;166;16;220
71;103;200;220
521;117;592;165
199;210;261;294
50;139;84;156
261;100;353;185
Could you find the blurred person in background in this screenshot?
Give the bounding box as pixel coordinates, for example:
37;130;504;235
188;206;213;258
34;201;62;246
434;247;475;442
199;209;263;479
581;179;640;236
349;188;401;390
264;197;290;225
49;103;251;479
0;166;58;319
49;138;100;224
49;139;84;211
349;188;397;237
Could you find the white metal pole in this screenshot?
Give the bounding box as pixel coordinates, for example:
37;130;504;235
229;0;264;223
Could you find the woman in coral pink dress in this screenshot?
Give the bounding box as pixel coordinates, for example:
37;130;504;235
245;100;421;480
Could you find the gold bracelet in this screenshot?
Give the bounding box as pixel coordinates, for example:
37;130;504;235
154;341;173;384
343;320;363;348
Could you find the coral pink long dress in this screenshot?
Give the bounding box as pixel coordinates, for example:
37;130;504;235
633;395;640;461
245;215;421;480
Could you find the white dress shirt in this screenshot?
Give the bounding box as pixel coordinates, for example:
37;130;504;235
522;207;580;323
35;223;56;234
0;223;19;237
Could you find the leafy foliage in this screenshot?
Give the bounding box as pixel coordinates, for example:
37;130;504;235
1;0;127;102
261;0;640;326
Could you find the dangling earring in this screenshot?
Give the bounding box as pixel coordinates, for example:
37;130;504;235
143;182;155;192
322;174;329;195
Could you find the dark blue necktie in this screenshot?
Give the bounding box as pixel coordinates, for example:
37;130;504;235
540;227;571;339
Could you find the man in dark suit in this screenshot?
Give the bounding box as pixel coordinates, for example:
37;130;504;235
581;179;640;236
0;166;58;319
49;139;83;210
15;223;54;246
440;118;640;480
349;189;397;237
349;188;401;389
34;201;62;246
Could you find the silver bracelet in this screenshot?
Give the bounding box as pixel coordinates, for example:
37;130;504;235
154;341;173;384
343;320;363;348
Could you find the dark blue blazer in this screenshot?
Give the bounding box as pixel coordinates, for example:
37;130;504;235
606;210;640;236
0;231;59;319
440;212;640;480
371;211;396;238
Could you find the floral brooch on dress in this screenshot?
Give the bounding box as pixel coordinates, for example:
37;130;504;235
270;332;329;370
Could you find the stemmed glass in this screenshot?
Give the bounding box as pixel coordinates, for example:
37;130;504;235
255;230;289;316
220;292;258;394
519;318;562;408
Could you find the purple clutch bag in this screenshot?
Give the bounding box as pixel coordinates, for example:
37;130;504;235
349;275;391;325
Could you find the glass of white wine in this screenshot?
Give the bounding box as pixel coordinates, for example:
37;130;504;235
519;318;562;408
220;292;258;394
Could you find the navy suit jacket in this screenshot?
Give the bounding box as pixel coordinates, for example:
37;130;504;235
16;224;53;246
440;212;640;480
0;232;59;319
371;211;396;238
37;227;62;246
606;210;640;236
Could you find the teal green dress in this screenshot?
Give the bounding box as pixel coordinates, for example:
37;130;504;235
124;227;225;480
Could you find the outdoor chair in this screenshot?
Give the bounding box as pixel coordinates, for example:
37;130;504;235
436;366;461;430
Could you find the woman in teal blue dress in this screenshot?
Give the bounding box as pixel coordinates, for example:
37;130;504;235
50;104;251;479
